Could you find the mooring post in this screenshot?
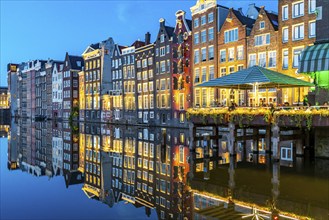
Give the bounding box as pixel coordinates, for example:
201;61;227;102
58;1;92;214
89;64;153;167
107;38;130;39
228;122;236;157
271;123;280;162
252;128;259;163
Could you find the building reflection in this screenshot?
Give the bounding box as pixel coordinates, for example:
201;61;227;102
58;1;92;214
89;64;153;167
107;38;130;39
6;121;329;219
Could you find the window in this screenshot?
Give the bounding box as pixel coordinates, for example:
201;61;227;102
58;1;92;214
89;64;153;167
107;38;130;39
194;18;199;28
201;30;206;43
260;21;265;29
309;21;316;38
160;61;166;73
209;66;214;80
194;69;200;83
237;46;244;60
283;49;289;69
268;51;277;68
201;15;206;25
228;48;234;61
255;34;270;46
293;1;304;18
160;34;165;43
237;65;244;71
194;50;199;64
220;50;226;62
293;47;304;68
194;32;199;44
208;46;214;60
148;57;153;66
201;48;207;61
208;27;214;41
249;54;256;67
201;67;207;82
309;0;316;13
229;66;235;74
195;89;200;106
282;27;289;42
224;28;238;43
220;68;226;77
166;45;170;54
282;5;288;20
258;52;266;67
281;144;293;161
208;12;214;22
202;88;207;107
160;47;165;56
293;24;304;40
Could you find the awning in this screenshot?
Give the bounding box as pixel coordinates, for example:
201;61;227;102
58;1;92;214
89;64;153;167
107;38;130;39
299;43;329;73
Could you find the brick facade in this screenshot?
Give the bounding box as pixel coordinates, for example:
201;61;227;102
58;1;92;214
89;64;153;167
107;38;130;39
247;7;279;106
278;0;316;104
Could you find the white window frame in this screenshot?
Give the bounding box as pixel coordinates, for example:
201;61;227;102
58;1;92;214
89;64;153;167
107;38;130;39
292;23;304;41
292;1;304;18
309;20;316;38
282;5;288;21
282;27;289;43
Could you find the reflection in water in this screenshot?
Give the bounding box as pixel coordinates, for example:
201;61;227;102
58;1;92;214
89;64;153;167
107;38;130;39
6;120;329;219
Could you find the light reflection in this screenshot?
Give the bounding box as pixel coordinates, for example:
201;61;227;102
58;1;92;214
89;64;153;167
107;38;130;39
5;119;328;220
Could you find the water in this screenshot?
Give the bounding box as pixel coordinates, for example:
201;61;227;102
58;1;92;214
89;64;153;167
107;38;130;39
1;121;328;220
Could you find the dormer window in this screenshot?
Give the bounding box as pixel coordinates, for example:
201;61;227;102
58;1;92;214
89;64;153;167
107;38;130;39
200;4;205;10
260;21;265;29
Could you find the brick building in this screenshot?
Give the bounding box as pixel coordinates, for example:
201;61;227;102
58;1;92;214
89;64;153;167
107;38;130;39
109;44;126;122
247;7;279;106
135;33;154;124
278;0;316;104
154;19;174;126
62;53;84;120
122;41;145;124
82;38;115;122
191;0;229;108
172;10;193;127
217;8;255;106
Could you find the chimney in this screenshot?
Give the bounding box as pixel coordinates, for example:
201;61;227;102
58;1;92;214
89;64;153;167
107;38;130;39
145;32;151;45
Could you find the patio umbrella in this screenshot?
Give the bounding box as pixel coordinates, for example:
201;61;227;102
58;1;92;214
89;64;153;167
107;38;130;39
196;66;314;106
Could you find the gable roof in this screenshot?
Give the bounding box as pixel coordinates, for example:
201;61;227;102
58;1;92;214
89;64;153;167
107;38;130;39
68;54;84;71
90;43;100;49
165;26;175;37
186;19;192;30
232;9;256;29
264;9;278;30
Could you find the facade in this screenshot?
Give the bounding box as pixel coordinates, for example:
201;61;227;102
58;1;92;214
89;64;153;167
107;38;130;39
79;70;86;121
278;0;317;104
62;53;84;120
122;43;144;124
247;7;279;106
52;63;64;119
109;44;126;122
82;38;115;122
135;127;156;213
217;8;255;106
172;10;193;127
154;19;174;126
191;0;229;108
52;121;63;176
135;34;155;124
7;64;19;117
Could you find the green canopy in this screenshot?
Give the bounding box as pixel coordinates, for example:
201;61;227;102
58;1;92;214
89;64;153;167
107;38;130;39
196;66;314;89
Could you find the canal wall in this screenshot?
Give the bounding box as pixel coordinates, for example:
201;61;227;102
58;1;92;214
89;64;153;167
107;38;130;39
314;128;329;158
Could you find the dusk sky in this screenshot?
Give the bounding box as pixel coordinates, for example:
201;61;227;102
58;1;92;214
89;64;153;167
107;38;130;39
0;0;278;86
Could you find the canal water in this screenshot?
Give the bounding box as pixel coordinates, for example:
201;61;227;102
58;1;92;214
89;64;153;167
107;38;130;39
1;120;328;219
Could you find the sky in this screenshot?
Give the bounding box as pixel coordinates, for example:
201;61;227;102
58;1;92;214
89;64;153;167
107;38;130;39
0;0;278;87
